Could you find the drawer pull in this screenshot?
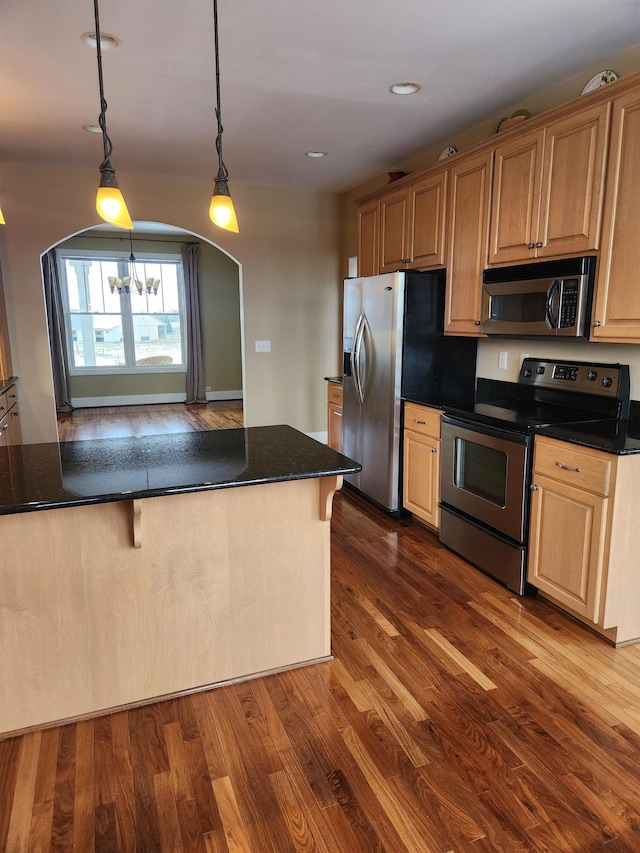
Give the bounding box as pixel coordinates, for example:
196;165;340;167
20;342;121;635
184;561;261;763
1;424;7;431
413;418;426;425
556;461;580;473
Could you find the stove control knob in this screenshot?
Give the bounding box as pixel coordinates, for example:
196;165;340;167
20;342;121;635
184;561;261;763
536;365;545;375
602;377;613;388
523;368;532;378
587;370;598;381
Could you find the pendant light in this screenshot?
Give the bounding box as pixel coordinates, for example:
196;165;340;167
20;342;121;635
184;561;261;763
92;0;133;230
209;0;239;233
0;206;5;225
108;231;160;295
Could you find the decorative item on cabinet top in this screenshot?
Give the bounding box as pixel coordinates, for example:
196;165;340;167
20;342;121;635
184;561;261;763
388;171;409;183
581;70;619;95
438;146;458;160
495;109;531;134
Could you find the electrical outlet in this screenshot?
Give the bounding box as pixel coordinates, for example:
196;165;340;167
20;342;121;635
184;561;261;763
499;351;508;370
206;386;211;392
520;352;530;365
255;340;271;353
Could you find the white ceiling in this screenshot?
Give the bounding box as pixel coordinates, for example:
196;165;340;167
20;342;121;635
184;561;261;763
1;0;640;193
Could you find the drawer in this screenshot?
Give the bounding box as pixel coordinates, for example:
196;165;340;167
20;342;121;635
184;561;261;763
327;382;343;406
533;436;613;497
404;402;441;439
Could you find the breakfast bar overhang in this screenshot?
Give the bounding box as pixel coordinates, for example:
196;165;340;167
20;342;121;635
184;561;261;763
0;426;360;738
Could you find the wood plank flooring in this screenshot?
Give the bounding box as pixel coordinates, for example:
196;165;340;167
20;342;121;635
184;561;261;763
4;484;640;850
56;401;243;441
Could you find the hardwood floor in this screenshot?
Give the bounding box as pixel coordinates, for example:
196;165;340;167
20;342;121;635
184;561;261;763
4;487;640;851
56;401;244;441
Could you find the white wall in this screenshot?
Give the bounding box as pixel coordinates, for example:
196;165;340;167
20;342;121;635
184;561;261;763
0;163;341;443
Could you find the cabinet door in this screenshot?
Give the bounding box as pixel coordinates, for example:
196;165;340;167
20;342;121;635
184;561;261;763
488;128;543;265
357;200;380;277
403;430;440;529
528;473;608;623
6;406;20;445
445;150;492;335
379;189;410;273
592;89;640;342
407;170;447;269
327;402;343;453
538;104;609;259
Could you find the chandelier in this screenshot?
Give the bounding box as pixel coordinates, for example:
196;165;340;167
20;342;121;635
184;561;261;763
108;232;160;295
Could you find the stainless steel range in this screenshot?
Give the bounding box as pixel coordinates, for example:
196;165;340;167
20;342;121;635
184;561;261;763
439;358;630;595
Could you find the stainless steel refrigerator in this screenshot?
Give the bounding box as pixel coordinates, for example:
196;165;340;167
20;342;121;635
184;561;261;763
342;270;477;513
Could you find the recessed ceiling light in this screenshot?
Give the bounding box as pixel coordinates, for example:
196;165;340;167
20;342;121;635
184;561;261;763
389;81;421;95
82;123;102;133
305;151;327;158
82;31;120;50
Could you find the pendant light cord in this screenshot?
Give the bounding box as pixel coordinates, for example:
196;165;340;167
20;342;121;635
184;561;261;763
93;0;113;168
213;0;228;181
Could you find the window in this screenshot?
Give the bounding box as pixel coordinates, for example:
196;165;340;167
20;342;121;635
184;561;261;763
59;253;186;373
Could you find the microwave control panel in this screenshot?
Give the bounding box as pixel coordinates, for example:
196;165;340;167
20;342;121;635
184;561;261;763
558;279;578;328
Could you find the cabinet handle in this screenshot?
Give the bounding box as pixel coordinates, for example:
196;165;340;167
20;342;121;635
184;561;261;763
527;243;535;249
474;321;481;326
430;447;437;453
556;461;580;473
1;424;7;431
413;419;426;425
593;320;602;327
403;258;411;264
535;242;543;248
0;406;4;412
11;412;17;417
530;484;539;491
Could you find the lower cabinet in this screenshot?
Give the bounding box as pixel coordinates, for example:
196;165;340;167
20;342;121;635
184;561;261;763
0;384;21;446
403;403;442;531
528;435;640;645
326;381;343;453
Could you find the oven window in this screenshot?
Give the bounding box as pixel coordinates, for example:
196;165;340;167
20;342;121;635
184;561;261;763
490;292;547;322
454;438;507;506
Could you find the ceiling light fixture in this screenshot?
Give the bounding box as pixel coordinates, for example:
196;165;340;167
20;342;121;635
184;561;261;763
82;31;120;50
83;123;102;133
108;231;160;295
208;0;239;233
389;81;421;95
305;151;327;158
90;0;132;230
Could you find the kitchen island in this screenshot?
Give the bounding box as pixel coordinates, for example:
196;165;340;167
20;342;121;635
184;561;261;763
0;426;359;738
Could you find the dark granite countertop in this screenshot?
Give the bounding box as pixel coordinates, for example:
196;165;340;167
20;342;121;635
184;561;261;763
0;376;17;396
324;376;343;384
0;425;361;515
535;419;640;455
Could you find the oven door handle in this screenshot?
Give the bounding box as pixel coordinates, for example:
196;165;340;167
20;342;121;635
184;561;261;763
546;279;560;330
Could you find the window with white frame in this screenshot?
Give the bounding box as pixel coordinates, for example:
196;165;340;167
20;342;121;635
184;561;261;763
59;252;186;373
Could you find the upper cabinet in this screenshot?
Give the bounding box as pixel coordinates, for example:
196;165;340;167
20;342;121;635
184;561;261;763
489;103;610;265
363;169;449;276
357;199;380;277
592;88;640;342
444;150;492;335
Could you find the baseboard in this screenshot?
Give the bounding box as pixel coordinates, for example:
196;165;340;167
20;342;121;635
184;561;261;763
71;390;243;408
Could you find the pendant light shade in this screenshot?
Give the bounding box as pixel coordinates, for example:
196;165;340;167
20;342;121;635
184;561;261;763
209;0;239;233
96;161;133;230
0;206;5;226
91;0;132;230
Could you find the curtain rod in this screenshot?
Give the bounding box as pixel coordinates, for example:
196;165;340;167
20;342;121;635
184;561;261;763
69;235;199;246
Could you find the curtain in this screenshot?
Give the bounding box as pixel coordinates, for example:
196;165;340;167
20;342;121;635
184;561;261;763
42;249;73;413
182;242;207;404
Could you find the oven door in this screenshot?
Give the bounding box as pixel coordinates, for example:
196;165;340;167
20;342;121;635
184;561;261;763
440;416;531;543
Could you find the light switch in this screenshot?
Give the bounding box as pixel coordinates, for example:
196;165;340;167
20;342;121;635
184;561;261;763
499;351;508;370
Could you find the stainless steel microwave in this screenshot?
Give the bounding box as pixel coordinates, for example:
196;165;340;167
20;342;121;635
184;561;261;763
480;256;595;338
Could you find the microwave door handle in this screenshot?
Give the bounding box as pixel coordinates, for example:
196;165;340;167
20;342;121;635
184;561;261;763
546;279;560;329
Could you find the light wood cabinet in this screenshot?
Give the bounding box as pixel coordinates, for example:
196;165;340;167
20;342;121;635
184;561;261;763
357;200;380;277
403;403;442;530
373;169;449;275
327;381;343;453
444;150;492;335
0;384;21;446
592;88;640;342
528;436;640;645
489;104;609;265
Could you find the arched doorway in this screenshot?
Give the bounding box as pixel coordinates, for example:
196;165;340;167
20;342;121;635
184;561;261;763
43;221;244;440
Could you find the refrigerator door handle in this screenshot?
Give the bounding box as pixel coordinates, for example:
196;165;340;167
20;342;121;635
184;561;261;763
358;314;371;402
352;313;365;403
